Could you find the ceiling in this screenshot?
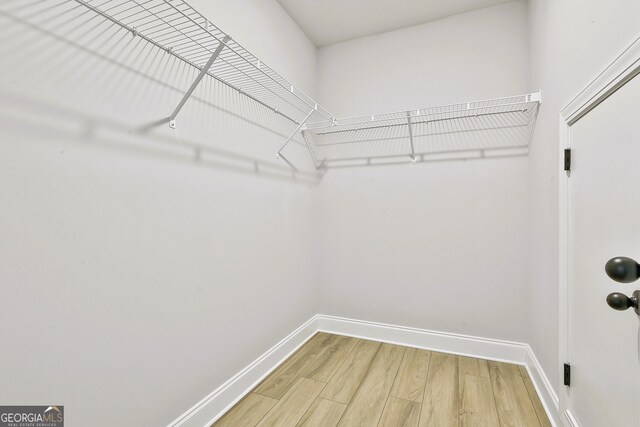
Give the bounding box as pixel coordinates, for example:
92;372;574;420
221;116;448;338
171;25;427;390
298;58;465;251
276;0;513;47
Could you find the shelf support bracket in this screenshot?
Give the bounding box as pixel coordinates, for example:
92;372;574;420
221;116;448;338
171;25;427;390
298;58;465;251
169;36;230;128
276;108;316;172
407;111;416;164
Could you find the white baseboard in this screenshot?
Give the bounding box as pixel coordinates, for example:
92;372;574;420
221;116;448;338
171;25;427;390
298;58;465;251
167;315;320;427
562;410;580;427
523;345;562;427
168;314;560;427
317;315;529;364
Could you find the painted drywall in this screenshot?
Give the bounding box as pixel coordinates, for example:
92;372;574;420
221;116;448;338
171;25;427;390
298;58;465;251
0;0;319;426
316;0;530;116
313;1;532;342
527;0;640;396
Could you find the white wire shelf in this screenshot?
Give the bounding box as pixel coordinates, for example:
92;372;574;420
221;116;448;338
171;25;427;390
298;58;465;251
8;0;542;172
302;93;541;168
73;0;333;126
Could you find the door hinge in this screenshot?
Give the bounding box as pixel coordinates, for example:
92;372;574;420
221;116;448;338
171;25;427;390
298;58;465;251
564;148;572;172
564;363;571;386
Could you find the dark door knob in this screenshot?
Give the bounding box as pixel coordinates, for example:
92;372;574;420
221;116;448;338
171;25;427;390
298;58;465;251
606;290;640;315
605;257;640;283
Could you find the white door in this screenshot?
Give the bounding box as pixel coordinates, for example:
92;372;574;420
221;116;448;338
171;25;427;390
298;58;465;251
568;72;640;426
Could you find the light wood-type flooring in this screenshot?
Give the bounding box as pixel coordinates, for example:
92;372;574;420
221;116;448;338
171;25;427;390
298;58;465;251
213;333;551;427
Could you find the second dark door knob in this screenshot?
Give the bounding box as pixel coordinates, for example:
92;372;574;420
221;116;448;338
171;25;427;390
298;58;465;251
606;290;640;315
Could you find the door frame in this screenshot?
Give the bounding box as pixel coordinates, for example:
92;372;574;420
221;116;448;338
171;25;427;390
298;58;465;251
559;34;640;426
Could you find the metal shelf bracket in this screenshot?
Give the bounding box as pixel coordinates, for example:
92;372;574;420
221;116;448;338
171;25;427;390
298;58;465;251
169;35;230;129
407;111;416;164
276;108;317;172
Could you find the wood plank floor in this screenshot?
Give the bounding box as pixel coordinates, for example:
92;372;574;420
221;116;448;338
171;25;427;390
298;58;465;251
213;333;551;427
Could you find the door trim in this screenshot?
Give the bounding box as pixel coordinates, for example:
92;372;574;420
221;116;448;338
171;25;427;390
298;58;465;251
559;34;640;426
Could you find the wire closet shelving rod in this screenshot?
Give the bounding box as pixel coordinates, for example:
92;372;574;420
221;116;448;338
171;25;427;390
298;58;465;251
72;0;334;128
311;106;531;136
301;92;542;168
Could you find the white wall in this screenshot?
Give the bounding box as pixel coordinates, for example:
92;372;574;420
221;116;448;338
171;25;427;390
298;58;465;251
316;0;530;116
313;1;532;342
0;1;318;426
527;0;640;395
